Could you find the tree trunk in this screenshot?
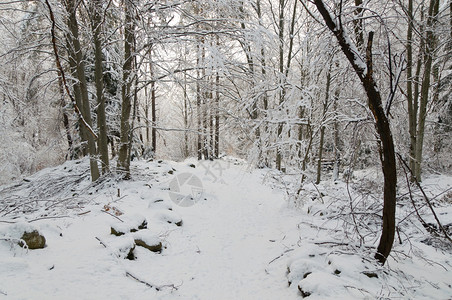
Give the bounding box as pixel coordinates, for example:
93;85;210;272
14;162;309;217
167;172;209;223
64;0;99;181
57;69;73;156
414;0;440;181
91;0;109;174
406;0;418;176
215;68;220;158
128;52;139;166
196;40;202;160
353;0;364;50
150;57;157;154
65;17;87;156
256;0;269;168
316;63;331;184
313;0;397;265
201;42;209;160
183;70;190;158
275;0;285;171
117;0;134;179
332;90;340;181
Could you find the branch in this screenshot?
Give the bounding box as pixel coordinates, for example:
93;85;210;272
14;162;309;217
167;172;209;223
125;271;179;291
365;32;374;80
397;153;452;243
385;54;405;116
44;0;98;139
313;0;367;80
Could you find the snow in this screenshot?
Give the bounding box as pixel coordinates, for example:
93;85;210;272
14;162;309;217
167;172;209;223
132;231;161;248
0;158;452;299
0;222;39;240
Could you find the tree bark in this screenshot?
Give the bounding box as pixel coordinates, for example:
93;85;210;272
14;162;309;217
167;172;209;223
275;0;285;171
256;0;269;168
196;40;202;160
316;63;331;184
150;50;157;154
414;0;440;181
406;0;417;175
57;68;73;156
117;0;134;179
215;66;220;158
64;0;100;181
65;12;87;156
91;0;109;174
332;89;340;181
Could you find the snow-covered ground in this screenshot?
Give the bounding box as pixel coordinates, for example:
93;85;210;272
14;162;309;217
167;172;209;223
0;158;451;299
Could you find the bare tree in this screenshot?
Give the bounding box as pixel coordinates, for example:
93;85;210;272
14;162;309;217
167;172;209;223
62;0;100;181
90;0;109;174
312;0;397;265
117;0;135;179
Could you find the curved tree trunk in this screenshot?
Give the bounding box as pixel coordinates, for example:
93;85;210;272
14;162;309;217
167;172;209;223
313;0;397;265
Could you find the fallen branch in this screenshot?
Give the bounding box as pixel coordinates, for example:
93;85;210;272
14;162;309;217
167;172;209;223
398;155;432;231
95;237;107;248
101;209;124;222
29;215;70;223
125;272;155;289
125;271;179;291
268;249;294;264
77;210;91;216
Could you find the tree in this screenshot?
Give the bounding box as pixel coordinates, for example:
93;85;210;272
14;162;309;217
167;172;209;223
404;0;441;181
90;0;110;174
413;0;440;181
312;0;397;265
61;0;100;181
117;0;135;179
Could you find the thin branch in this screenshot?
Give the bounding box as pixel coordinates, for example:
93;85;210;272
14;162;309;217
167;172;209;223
101;209;124;222
397;153;452;243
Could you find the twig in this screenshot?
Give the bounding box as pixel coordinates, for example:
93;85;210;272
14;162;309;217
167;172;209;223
396;226;402;244
314;241;375;249
95;237;107;248
311;182;324;204
398;156;431;230
268;249;294;264
125;272;155;289
101;209;124;222
29;215;70;223
77;210;91;216
397;153;452;243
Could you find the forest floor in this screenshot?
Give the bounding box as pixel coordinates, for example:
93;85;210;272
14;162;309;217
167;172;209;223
0;157;451;299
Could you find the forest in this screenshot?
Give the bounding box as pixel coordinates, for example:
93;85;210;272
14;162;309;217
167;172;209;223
0;0;451;299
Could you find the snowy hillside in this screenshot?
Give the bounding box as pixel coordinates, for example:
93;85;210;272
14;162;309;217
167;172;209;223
0;158;451;299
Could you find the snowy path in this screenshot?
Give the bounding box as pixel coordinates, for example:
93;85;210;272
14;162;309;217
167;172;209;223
133;164;302;299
